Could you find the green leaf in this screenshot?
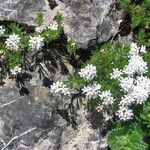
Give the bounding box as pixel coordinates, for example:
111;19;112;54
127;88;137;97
107;125;148;150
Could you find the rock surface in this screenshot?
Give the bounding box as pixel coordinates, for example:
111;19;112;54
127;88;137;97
0;62;107;150
0;0;123;48
0;0;116;149
62;0;123;48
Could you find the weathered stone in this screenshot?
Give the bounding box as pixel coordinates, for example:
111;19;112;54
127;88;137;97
0;0;123;48
0;75;108;150
0;0;117;149
60;0;123;48
0;0;44;23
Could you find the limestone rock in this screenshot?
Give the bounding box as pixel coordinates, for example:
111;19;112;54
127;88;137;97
62;0;123;48
0;76;108;150
0;0;123;48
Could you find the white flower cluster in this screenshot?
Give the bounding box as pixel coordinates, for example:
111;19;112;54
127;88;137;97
5;33;20;51
48;21;58;30
29;35;44;51
124;54;148;75
35;26;44;33
119;77;134;93
50;81;70;96
100;90;115;106
0;26;5;36
117;75;150;121
79;64;115;105
35;21;58;33
111;43;150;121
130;42;146;55
111;43;147;79
111;68;122;80
124;43;147;75
10;66;22;76
116;106;133;121
82;82;101;99
78;64;97;80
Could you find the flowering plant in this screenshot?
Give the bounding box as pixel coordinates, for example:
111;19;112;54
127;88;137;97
63;41;150;149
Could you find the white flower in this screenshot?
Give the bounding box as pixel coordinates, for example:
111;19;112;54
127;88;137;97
79;64;97;80
111;68;123;80
50;81;70;95
48;21;58;30
123;55;148;75
100;90;114;106
130;42;139;55
82;82;101;99
116;106;133;121
119;75;150;106
5;33;20;51
135;76;150;92
119;94;135;107
0;26;5;36
10;66;22;76
119;77;134;93
140;45;146;53
35;26;44;33
29;35;44;51
123;64;135;76
131;86;149;104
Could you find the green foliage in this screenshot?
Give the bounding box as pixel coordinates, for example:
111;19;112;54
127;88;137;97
118;0;150;47
41;13;64;42
54;13;63;26
0;13;65;71
67;40;76;54
107;124;148;150
35;12;44;26
19;35;29;49
141;101;150;128
54;13;64;34
8;23;23;35
67;41;129;97
118;0;135;16
1;47;22;68
41;27;61;42
66;41;131;110
143;51;150;78
137;29;150;47
65;74;87;89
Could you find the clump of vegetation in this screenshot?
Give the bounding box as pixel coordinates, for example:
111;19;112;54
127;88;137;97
63;41;150;149
67;40;76;54
0;11;79;88
0;3;150;150
118;0;150;47
107;124;148;150
35;12;44;26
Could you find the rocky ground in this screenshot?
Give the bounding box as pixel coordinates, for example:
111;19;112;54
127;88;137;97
0;0;127;149
0;67;108;150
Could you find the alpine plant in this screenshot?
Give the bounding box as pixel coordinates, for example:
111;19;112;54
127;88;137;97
50;81;70;96
111;42;150;121
29;35;44;51
5;33;20;51
50;42;149;122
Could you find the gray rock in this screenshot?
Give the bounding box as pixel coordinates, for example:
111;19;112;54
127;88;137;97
0;73;108;150
61;0;123;48
0;0;45;23
0;0;123;48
